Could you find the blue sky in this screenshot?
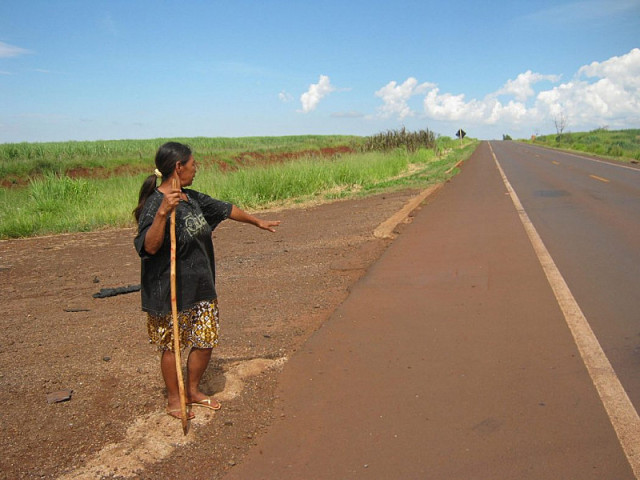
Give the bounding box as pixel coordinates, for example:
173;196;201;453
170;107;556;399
1;0;639;143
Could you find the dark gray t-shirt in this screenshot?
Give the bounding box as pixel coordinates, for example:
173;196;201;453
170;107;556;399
134;188;232;315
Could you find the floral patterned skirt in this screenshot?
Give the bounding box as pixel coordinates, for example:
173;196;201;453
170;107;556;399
147;299;220;351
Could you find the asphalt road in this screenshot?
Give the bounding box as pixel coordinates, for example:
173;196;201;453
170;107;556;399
225;142;637;479
490;141;640;412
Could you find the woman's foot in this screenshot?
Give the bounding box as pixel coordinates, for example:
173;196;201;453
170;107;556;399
166;407;195;420
187;396;221;411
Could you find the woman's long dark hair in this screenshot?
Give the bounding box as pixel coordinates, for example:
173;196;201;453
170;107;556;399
133;142;192;222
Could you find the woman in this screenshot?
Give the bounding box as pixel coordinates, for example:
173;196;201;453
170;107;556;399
133;142;280;419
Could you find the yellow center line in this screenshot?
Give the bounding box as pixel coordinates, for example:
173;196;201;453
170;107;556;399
552;161;560;165
590;174;610;183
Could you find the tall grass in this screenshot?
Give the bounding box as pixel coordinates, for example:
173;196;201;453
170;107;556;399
206;149;411;208
0;135;362;183
0;141;477;239
360;127;437;153
0;174;140;237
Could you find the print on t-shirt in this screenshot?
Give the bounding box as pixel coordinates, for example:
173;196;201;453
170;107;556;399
184;211;209;239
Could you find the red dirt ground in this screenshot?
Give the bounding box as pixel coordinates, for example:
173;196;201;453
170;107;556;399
0;187;421;479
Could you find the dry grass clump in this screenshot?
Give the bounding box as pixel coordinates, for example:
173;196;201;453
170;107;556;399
360;127;436;153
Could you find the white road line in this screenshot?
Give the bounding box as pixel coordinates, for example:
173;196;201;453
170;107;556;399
489;142;640;478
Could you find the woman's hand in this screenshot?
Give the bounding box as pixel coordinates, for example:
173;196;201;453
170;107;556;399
230;205;280;232
157;183;182;217
144;182;183;255
255;219;281;233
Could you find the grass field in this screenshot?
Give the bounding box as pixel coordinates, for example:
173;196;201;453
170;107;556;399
0;135;363;185
528;128;640;162
0;134;476;239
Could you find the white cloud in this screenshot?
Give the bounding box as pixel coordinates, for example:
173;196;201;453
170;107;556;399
413;48;640;132
375;77;434;119
300;75;336;113
495;70;561;102
423;90;484;122
0;41;33;58
578;47;640;89
422;90;529;125
535;48;640;126
278;90;293;103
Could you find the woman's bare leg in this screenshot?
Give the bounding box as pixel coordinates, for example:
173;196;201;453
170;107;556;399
160;350;194;418
186;347;216;404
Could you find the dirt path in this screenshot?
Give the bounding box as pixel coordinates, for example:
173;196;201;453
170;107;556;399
0;187;425;479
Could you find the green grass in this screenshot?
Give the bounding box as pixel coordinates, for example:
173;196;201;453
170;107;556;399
0;136;477;239
528;128;640;162
0;174;141;237
206;149;412;208
0;135;363;184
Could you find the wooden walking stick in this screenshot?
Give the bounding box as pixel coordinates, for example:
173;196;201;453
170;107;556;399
170;177;189;434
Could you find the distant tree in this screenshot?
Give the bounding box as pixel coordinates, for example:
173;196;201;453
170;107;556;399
553;112;568;134
502;134;512;140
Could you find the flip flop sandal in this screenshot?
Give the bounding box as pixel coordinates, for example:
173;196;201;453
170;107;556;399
188;397;221;411
166;408;195;420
